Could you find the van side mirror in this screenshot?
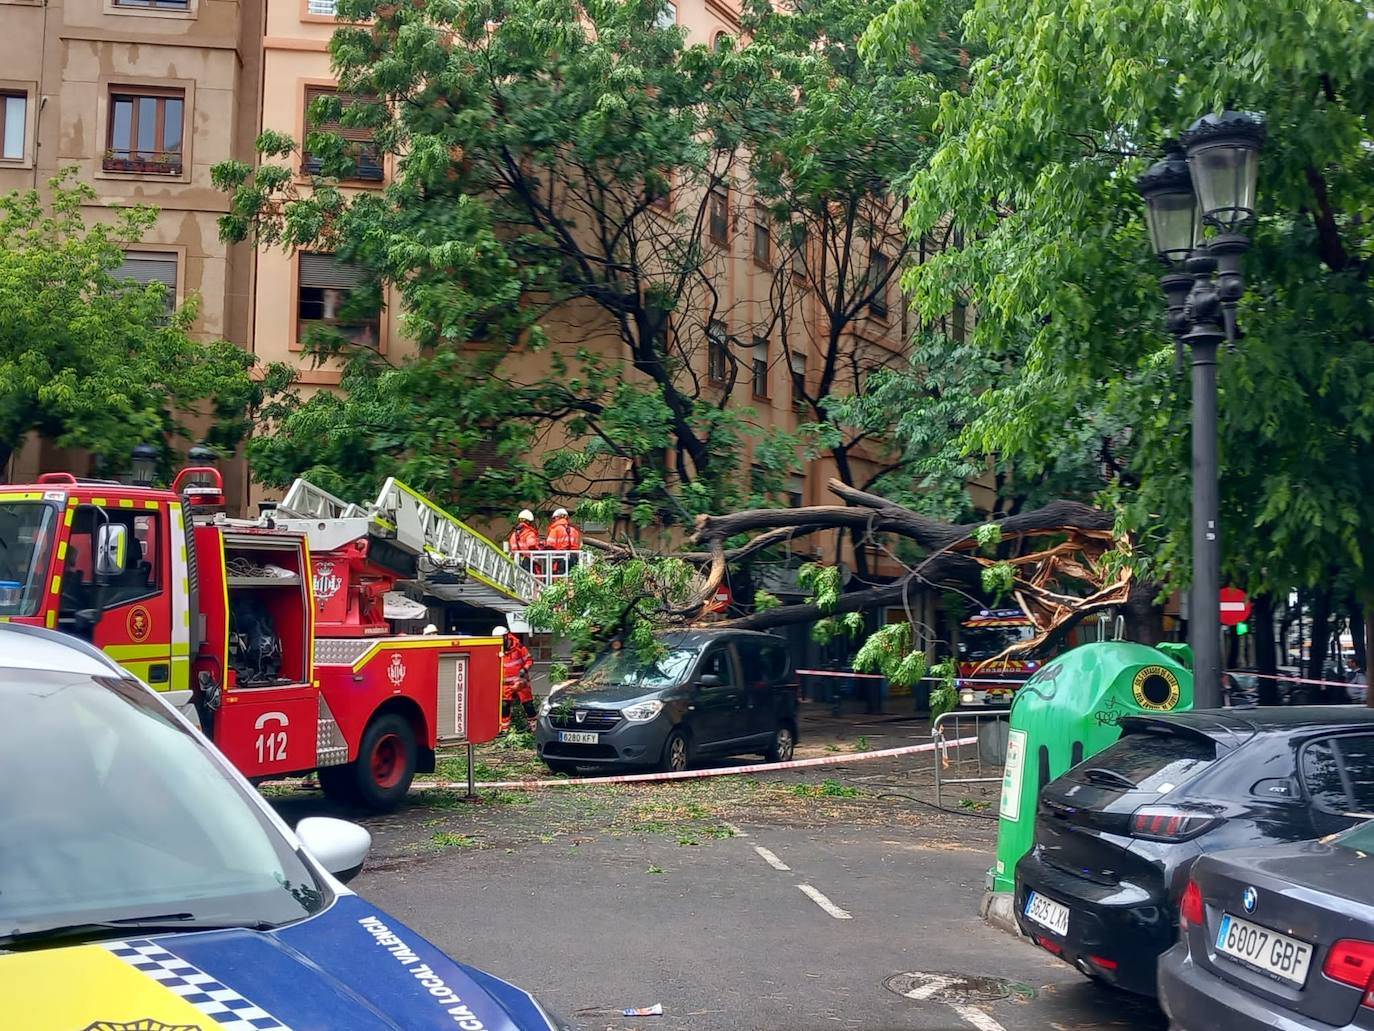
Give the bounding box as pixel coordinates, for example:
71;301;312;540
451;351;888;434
697;673;722;688
95;523;128;578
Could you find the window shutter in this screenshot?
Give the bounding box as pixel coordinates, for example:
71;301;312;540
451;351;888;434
299;252;365;289
306;87;378;143
789;350;806;375
115;251;177;289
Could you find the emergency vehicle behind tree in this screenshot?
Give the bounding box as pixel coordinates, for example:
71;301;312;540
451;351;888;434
955;608;1056;708
0;466;536;810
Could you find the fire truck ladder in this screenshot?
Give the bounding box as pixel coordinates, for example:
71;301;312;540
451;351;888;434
276;477;539;613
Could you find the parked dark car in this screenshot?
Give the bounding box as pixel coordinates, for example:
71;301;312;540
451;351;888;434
1160;820;1374;1031
534;629;799;774
1016;707;1374;996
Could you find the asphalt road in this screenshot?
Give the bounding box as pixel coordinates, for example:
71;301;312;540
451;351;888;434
276;768;1168;1031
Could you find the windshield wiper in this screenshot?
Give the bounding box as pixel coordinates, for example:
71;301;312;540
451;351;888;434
1081;767;1137;790
1;913;274;949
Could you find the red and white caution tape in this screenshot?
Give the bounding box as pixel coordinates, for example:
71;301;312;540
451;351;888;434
409;734;978;792
1227;669;1362;690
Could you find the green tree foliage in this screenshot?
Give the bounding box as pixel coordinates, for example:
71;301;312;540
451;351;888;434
0;174;280;475
216;0;833;525
863;0;1374;613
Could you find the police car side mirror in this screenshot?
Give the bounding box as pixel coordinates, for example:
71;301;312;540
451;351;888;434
95;523;129;578
297;816;372;884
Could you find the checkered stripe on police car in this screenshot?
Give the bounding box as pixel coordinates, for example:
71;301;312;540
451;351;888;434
102;940;291;1031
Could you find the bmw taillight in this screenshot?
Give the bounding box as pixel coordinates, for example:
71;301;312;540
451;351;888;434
1129;804;1221;842
1323;939;1374;1007
1179;880;1204;929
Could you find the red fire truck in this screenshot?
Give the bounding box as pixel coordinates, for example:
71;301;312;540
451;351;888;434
0;466;538;809
955;607;1054;708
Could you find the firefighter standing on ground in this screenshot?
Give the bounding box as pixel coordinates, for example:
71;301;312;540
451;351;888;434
496;625;537;721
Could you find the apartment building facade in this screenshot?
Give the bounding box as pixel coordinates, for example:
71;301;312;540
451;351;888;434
2;0;262;501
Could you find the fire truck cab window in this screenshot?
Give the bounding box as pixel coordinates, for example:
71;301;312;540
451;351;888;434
61;507;162;613
958;624;1035;662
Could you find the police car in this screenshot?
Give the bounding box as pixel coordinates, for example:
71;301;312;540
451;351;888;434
0;622;571;1031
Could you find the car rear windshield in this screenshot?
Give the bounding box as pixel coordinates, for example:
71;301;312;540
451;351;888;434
1065;729;1218;793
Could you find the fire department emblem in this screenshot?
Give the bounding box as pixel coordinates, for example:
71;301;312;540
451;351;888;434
126;605;152;643
313;561;343;605
387;653;407;686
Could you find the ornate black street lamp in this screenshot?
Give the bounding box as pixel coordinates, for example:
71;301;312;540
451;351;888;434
1138;111;1264;708
130;443;159;488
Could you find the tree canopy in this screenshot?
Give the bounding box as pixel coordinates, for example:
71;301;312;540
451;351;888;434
861;0;1374;621
0;174;281;476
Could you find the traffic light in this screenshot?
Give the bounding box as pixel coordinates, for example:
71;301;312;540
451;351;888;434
1236;621;1249;636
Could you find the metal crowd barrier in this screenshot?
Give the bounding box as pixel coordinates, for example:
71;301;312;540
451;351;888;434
932;708;1011;814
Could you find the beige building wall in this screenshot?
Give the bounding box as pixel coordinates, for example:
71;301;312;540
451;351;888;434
2;0;261;499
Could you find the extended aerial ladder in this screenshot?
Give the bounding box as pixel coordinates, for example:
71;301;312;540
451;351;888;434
275;477;539;613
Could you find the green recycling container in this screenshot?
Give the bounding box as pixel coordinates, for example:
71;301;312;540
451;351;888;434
990;640;1193;895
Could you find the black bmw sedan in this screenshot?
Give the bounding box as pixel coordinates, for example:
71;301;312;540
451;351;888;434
1160;820;1374;1030
1015;707;1374;996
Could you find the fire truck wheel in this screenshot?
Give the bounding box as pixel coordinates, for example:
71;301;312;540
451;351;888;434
317;764;360;806
356;713;417;811
658;728;690;773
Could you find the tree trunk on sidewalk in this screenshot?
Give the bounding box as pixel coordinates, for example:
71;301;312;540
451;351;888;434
1350;599;1367;671
1121;580;1165;643
1253;593;1279;705
1306;585;1333;698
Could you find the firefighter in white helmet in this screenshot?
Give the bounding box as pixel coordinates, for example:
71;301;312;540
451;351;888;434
495;624;536;721
544;507;582;576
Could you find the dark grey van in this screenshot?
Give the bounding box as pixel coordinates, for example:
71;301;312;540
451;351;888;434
534;629;799;774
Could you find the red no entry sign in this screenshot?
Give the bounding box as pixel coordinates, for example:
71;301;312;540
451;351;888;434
1220;587;1252;626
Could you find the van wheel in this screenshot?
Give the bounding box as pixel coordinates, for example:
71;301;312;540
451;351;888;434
317;763;360;806
659;729;690;773
354;713;417;812
766;724;796;763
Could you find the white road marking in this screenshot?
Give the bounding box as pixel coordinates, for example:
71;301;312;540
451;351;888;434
722;821;746;837
902;975;956;1000
950;1004;1008;1031
797;883;852;919
753;845;790;871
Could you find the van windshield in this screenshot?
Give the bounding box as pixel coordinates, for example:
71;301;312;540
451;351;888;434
0;503;57;617
579;646;699;689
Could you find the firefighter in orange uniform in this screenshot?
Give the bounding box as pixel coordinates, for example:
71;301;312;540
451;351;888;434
544;507;581;576
495;625;536;722
506;508;542;576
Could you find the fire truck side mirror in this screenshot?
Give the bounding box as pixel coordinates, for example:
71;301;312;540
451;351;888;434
95;524;129;579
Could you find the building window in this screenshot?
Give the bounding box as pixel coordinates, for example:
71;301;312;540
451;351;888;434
752;204;771;266
114;0;190;9
114;250;178;317
307;0;336;12
790;222;809;282
789;350;807;412
105;88;184;175
1;93;26;162
869;250;890;319
786;473;805;509
751;336;769;398
298;252;380;349
707;320;728;382
711;31;729;51
708;186;728;245
303;86;384;182
655;0;676;28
